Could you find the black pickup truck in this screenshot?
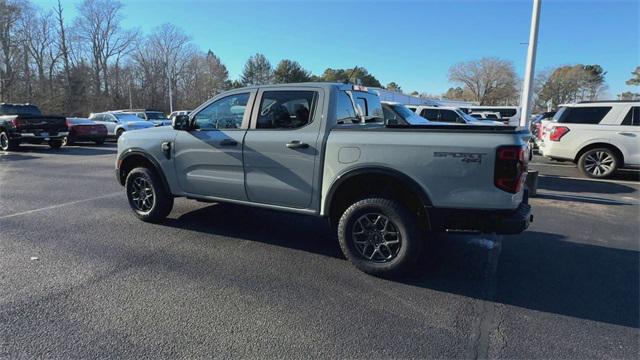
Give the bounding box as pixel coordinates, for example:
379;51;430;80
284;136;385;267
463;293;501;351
0;104;68;151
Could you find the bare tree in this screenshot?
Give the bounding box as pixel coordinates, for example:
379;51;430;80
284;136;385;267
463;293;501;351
146;23;191;112
74;0;135;99
0;0;24;101
448;57;518;105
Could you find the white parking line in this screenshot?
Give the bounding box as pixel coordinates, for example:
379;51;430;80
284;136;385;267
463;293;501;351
529;162;575;168
538;174;640;186
0;192;121;220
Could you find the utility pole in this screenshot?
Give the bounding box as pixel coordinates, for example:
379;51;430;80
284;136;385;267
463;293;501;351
128;81;133;109
520;0;541;127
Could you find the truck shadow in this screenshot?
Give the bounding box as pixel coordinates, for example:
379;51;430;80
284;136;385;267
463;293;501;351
162;204;639;329
538;175;637;194
6;144;117;157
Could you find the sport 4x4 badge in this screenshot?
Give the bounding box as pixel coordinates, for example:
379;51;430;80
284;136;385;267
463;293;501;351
434;152;486;164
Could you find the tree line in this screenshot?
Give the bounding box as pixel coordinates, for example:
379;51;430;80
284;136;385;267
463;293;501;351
0;0;634;116
0;0;387;116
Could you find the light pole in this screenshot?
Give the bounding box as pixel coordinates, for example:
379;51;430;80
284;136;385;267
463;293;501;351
520;0;541;127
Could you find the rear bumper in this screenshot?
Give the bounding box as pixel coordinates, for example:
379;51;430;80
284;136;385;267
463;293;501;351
429;193;532;235
11;131;68;140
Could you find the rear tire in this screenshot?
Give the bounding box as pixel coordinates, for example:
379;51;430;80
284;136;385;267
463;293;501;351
0;131;19;151
116;128;124;139
125;167;173;222
49;139;63;149
94;138;105;145
62;136;74;146
578;148;618;179
337;197;423;276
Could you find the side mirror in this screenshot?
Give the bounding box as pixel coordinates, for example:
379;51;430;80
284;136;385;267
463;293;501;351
173;114;191;130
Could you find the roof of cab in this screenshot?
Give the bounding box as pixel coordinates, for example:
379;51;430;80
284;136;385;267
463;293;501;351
230;82;380;94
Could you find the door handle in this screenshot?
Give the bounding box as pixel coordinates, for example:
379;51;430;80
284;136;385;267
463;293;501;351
220;139;238;146
286;140;309;149
618;132;635;137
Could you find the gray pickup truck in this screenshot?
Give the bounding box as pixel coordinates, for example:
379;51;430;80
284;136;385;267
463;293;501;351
116;83;532;275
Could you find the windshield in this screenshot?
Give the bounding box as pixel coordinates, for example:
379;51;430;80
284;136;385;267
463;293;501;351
390;104;429;125
114;113;143;122
146;112;167;120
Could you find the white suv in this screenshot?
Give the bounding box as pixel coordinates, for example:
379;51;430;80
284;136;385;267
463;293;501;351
415;106;504;125
539;101;640;178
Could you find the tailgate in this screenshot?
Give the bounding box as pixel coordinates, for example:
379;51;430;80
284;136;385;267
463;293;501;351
15;116;68;134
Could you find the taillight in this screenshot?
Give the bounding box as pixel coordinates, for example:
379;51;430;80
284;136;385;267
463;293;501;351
10;118;21;129
495;145;527;193
535;123;542;139
549;126;570;142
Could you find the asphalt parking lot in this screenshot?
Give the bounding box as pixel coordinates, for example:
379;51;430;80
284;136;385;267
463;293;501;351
1;143;638;359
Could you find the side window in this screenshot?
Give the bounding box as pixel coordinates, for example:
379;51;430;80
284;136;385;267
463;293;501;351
194;93;250;130
621;108;633;125
621;107;640;126
136;113;146;119
560;107;611;124
439;110;460;122
336;91;357;124
256;91;316;129
421;109;439;121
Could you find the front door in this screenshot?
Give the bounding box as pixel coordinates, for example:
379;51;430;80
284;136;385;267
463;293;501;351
173;91;255;200
243;88;323;209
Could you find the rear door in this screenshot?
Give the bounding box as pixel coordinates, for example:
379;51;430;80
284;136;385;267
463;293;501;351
243;88;323;209
92;114;116;135
173;91;255;200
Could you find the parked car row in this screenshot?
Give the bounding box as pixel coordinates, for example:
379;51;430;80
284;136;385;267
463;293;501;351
0;103;186;151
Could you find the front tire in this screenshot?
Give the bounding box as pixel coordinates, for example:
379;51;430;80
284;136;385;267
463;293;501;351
125;167;173;222
337;198;423;276
0;131;19;151
94;138;105;145
578;148;618;179
116;128;125;139
49;139;63;149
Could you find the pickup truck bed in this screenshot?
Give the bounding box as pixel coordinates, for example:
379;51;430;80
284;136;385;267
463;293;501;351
0;104;68;150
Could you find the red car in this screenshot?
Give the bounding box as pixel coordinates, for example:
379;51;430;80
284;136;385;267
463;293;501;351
63;118;108;146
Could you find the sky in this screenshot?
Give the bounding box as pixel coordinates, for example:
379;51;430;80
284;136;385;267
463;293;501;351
32;0;640;97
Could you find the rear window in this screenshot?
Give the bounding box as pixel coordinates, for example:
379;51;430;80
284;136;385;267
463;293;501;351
351;91;383;123
621;107;640;126
472;108;517;118
146;112;166;120
0;104;42;116
114;113;143;122
439;110;460;122
420;109;439;121
68;118;94;125
556;106;611;124
336;91;357;124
